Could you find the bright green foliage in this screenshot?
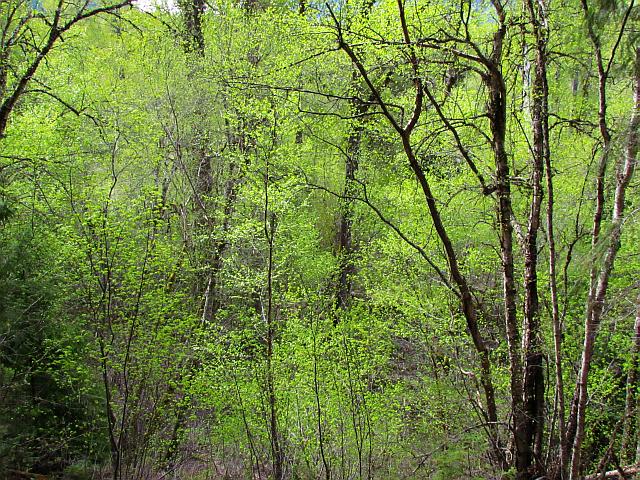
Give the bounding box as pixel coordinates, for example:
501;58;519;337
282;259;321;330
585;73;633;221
0;0;639;477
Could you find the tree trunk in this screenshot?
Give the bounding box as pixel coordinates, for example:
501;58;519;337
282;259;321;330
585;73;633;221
178;0;205;55
488;68;530;479
583;465;640;480
336;79;366;313
619;239;640;463
565;0;610;465
522;0;550;474
569;45;640;480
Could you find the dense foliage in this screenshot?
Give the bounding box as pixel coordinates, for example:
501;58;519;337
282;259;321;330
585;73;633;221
0;0;639;478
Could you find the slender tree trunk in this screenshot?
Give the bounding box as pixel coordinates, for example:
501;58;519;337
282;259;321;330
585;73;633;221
264;166;283;479
482;5;532;475
619;75;640;463
334;0;377;312
547;133;567;480
335;156;356;312
569;46;640;480
201;158;241;323
522;0;550;474
336;80;366;313
620;293;640;463
402;133;504;465
565;0;610;461
489;68;529;479
542;59;567;480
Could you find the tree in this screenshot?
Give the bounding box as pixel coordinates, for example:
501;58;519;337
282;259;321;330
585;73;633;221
0;0;133;138
1;0;639;477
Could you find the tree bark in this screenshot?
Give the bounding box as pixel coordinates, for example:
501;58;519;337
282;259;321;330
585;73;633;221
178;0;205;55
489;69;529;480
620;259;640;463
336;78;367;313
569;45;640;480
522;0;550;473
544;62;567;480
583;465;640;480
484;5;530;475
565;0;611;465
